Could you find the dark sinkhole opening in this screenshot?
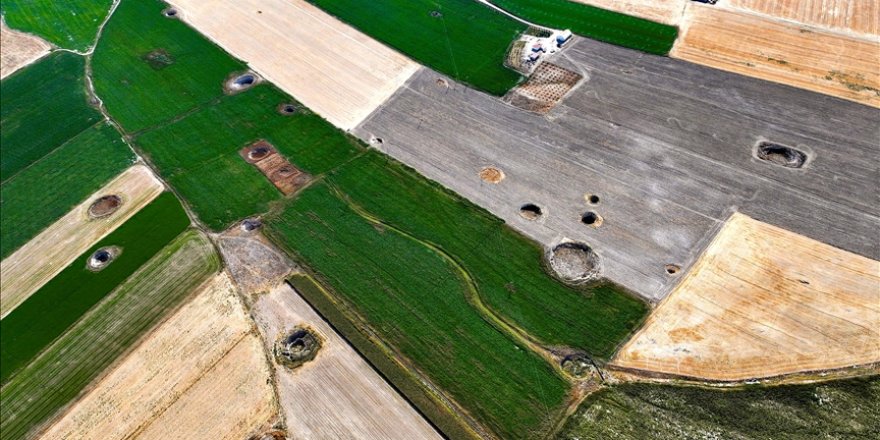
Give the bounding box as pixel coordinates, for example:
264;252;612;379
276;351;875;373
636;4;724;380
756;142;808;169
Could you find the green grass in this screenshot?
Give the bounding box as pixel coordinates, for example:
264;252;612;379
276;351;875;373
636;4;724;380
0;230;219;440
325;152;646;358
289;275;480;440
91;0;245;132
0;122;134;259
0;192;190;384
268;181;569;439
307;0;524;95
133;85;363;230
0;0;113;51
1;51;102;180
558;377;880;440
491;0;677;55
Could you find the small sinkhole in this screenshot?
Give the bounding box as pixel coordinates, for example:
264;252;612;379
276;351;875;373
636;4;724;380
755;142;808;169
519;204;542;220
581;211;602;227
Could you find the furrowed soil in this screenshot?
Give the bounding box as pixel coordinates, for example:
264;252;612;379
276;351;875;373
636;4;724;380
1;165;163;318
252;283;441;439
0;0;113;51
39;272;276;440
558;377;880;440
491;0;678;55
0;122;134;259
306;0;524;95
0;51;103;180
672;3;880;107
614;213;880;381
165;0;419;130
0;230;219;440
0;192;190;383
0;20;51;79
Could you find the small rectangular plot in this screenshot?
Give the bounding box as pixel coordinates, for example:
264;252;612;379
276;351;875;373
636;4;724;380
240;140;310;195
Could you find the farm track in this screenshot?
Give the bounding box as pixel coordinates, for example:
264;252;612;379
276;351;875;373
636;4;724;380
0;230;218;440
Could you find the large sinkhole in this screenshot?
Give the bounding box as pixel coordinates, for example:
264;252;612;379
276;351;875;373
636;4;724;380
87;246;121;271
88;195;122;219
274;327;321;369
755;142;808;169
548;242;600;283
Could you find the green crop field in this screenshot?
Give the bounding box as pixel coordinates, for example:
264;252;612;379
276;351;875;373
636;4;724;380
1;0;113;51
268;181;569;439
133;84;363;230
0;192;189;383
0;123;133;259
1;51;102;180
0;230;218;440
91;0;244;132
559;377;880;440
490;0;677;55
323;153;646;358
307;0;524;95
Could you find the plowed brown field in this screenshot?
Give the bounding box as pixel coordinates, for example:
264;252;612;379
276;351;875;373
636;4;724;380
0;20;50;79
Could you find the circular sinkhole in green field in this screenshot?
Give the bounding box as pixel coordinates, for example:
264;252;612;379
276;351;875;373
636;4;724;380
87;246;121;272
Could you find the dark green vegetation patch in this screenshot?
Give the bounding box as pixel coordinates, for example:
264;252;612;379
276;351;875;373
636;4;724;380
491;0;677;55
307;0;524;95
0;51;102;180
0;123;133;259
0;231;219;440
268;153;646;438
558;377;880;440
91;0;244;132
92;0;361;230
0;0;114;51
0;192;189;383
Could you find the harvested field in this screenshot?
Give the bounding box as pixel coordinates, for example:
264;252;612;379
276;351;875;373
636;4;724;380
239;141;311;195
570;0;687;25
0;165;163;318
613;213;880;381
252;283;441;439
166;0;419;130
0;21;50;79
0;122;134;259
1;0;113;51
0;230;219;440
0;193;190;383
724;0;880;36
39;272;276;440
503;62;582;113
672;3;880;107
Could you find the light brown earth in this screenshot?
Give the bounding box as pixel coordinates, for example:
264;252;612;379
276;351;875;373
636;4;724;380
571;0;687;25
724;0;880;36
217;227;296;297
165;0;419;130
672;3;880;107
40;272;277;439
252;283;442;440
0;165;163;318
613;212;880;382
0;20;51;79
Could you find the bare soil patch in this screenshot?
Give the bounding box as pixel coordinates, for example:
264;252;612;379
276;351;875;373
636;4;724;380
479;166;505;183
88;194;123;218
217;227;295;296
142;49;175;70
724;0;879;36
0;20;51;79
613;212;880;381
503;62;582;114
240;141;311;195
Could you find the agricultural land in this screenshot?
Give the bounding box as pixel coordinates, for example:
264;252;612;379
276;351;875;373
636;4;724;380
0;20;50;79
1;0;878;439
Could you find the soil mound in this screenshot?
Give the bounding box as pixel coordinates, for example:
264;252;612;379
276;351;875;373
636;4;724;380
549;242;599;283
479;166;505;183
